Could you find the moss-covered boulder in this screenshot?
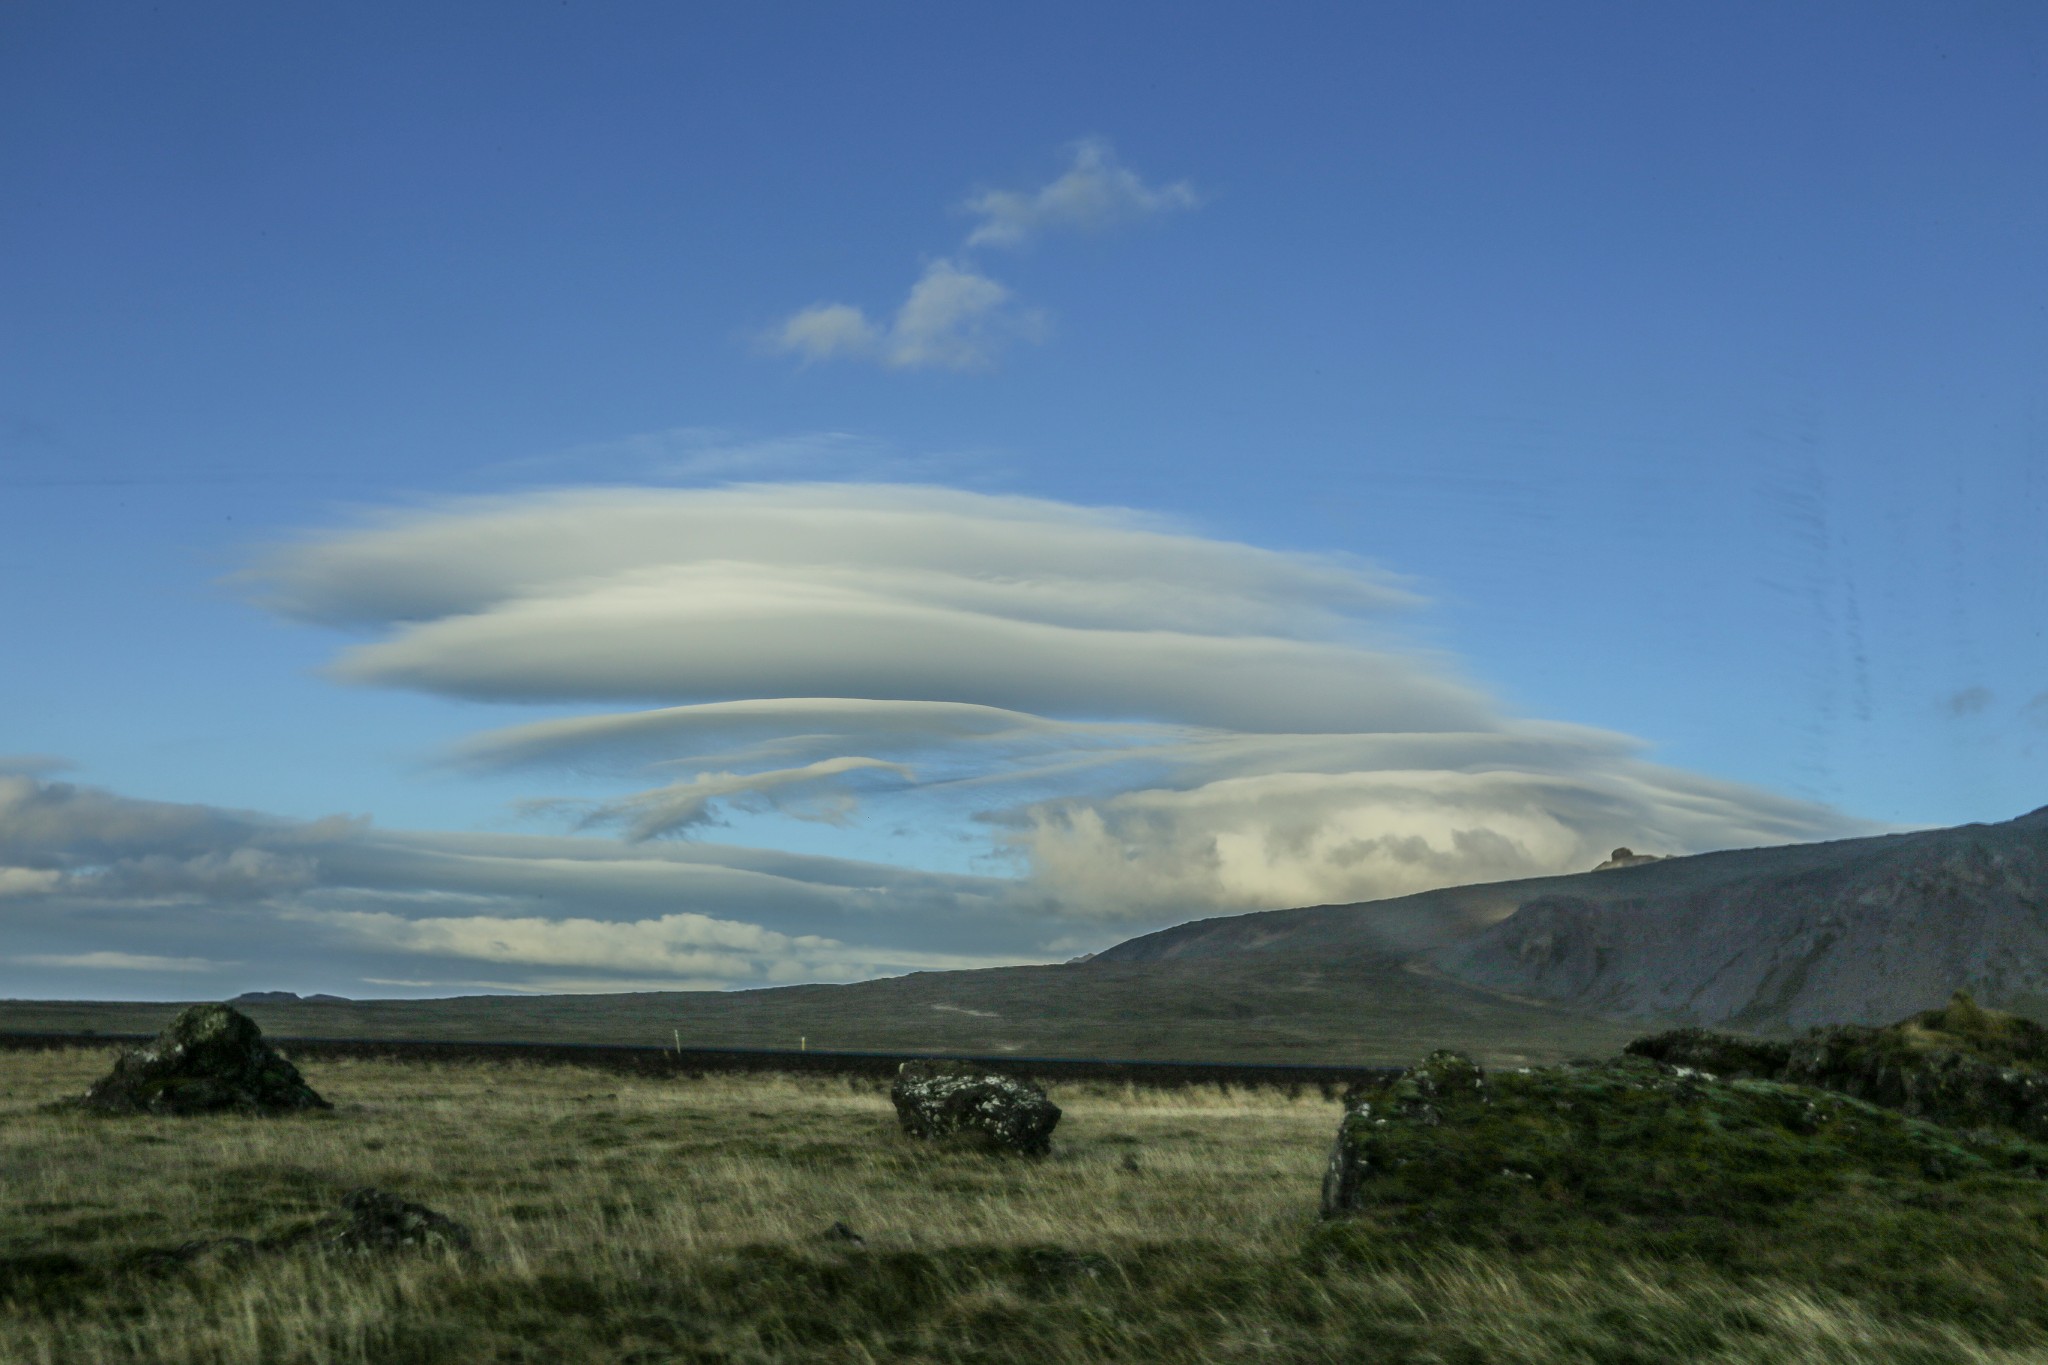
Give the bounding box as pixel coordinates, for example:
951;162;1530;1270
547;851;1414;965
1628;993;2048;1138
78;1003;329;1115
890;1061;1061;1155
1320;1048;2048;1254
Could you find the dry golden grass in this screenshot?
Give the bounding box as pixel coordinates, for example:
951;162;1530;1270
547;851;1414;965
4;1046;2047;1364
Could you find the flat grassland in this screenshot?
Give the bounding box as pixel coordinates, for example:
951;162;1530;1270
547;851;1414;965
6;1048;2048;1364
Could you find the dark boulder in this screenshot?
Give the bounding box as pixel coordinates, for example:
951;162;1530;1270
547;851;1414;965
889;1060;1061;1155
78;1003;330;1115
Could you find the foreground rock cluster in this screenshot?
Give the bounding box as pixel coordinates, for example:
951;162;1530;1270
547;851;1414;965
140;1188;475;1271
63;1005;473;1269
1323;995;2048;1247
78;1003;330;1116
890;1060;1062;1155
1627;991;2048;1138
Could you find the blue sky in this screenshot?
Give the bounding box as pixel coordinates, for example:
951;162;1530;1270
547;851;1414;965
1;3;2043;1001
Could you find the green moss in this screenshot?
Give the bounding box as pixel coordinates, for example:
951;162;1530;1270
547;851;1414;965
1320;1051;2048;1331
1902;992;2048;1068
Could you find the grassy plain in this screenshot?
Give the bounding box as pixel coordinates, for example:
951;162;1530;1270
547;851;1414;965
7;1047;2048;1363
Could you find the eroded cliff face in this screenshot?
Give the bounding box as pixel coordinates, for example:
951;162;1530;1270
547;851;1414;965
1432;811;2048;1030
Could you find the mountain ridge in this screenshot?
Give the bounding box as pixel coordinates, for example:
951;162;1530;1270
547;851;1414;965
1096;805;2048;1032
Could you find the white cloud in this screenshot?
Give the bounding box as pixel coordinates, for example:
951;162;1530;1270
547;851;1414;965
0;866;61;897
772;303;882;364
764;138;1191;370
301;908;1020;983
1001;758;1862;919
242;481;1883;923
12;951;221;972
249;482;1413;631
962;137;1199;249
769;260;1046;372
450;698;1140;775
246;483;1456;733
542;755;916;841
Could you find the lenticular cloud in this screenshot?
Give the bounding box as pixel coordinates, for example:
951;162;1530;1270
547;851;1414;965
245;480;1874;916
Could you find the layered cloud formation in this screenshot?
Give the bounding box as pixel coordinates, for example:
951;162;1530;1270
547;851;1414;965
5;479;1881;997
255;481;1870;917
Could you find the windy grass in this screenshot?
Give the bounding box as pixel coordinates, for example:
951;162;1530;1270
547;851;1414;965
5;1047;2048;1363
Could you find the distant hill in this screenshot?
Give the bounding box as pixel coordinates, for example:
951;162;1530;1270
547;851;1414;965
1097;805;2048;1032
232;991;353;1005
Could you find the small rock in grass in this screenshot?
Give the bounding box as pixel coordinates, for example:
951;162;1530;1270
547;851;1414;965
275;1187;475;1255
133;1189;474;1273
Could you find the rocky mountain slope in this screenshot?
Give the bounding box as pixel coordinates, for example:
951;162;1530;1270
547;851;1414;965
1099;805;2048;1032
1434;805;2048;1029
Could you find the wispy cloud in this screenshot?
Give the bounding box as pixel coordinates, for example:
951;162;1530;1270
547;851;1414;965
537;755;916;842
765;138;1190;371
961;137;1199;249
771;260;1047;372
0;754;73;778
0;770;1036;998
10;950;222;972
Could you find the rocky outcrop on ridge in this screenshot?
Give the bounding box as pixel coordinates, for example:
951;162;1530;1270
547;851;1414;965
1592;847;1668;871
78;1003;330;1115
1629;992;2048;1138
890;1061;1061;1155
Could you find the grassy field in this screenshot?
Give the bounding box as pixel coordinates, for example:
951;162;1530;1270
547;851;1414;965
0;951;1656;1067
7;1046;2048;1363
